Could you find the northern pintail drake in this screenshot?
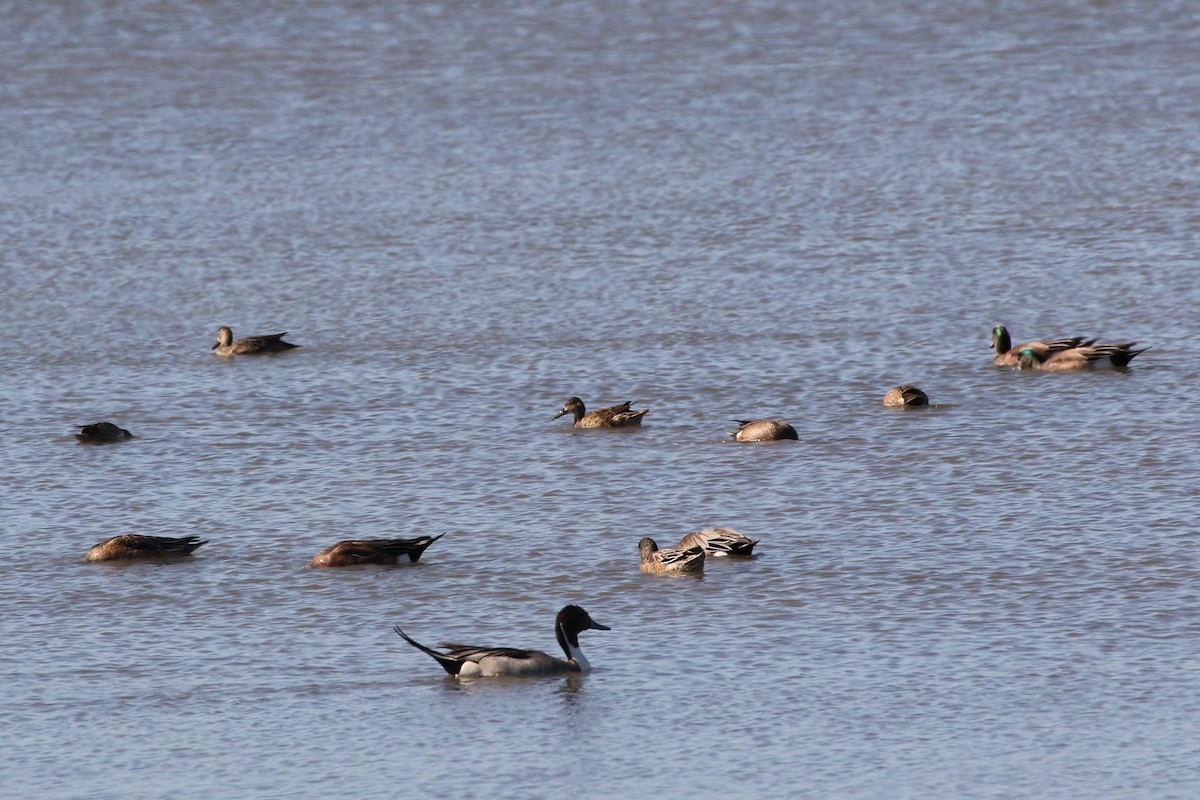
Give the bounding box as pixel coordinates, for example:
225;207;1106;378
882;385;929;407
554;397;647;429
676;527;759;557
75;422;134;444
212;326;300;356
393;605;610;678
85;534;208;563
730;419;797;442
639;537;705;575
991;325;1093;367
309;534;443;568
1016;341;1147;371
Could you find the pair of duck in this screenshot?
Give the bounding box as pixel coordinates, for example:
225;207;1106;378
396;527;754;678
84;533;444;566
556;397;808;441
75;327;299;441
991;325;1146;370
638;527;759;575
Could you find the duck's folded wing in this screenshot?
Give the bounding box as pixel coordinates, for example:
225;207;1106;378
437;644;537;662
657;546;703;565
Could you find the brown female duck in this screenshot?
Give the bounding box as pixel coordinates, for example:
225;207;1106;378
554;397;647;429
639;537;705;575
882;385;929;407
85;534;207;563
212;326;300;356
730;419;797;441
309;534;444;568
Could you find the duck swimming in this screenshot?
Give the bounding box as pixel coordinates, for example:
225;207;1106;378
212;326;300;356
882;385;929;407
75;422;134;444
310;534;443;568
730;419;797;442
85;534;207;563
638;537;705;575
554;397;647;429
991;325;1092;367
676;527;758;557
393;604;610;678
1016;342;1146;371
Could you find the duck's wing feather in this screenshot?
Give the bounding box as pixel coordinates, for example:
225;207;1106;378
656;545;704;566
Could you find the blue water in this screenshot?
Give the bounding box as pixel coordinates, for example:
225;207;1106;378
3;1;1199;798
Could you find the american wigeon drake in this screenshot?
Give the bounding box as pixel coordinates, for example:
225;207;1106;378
393;605;610;678
554;397;647;429
309;534;443;568
85;534;207;563
1016;342;1147;371
638;537;705;575
676;527;759;556
75;422;134;444
730;419;797;442
212;326;300;356
991;325;1093;367
882;385;929;407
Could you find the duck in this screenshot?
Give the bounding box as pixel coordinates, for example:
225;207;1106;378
75;422;134;444
1016;342;1146;371
882;385;929;407
638;537;705;575
85;534;208;563
393;604;610;678
730;419;797;442
676;527;759;556
212;326;300;356
991;325;1093;367
554;397;647;429
309;534;444;568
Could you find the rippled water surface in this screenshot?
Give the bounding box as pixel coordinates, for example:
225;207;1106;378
4;1;1200;798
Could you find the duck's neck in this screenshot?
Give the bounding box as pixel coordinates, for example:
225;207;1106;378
556;624;587;669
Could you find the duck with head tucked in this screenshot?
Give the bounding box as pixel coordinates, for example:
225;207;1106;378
310;534;443;568
676;527;759;557
991;325;1092;367
882;385;929;407
393;604;610;678
1016;341;1146;371
85;534;208;563
730;419;797;442
639;537;705;575
212;326;300;356
554;397;647;429
75;422;134;444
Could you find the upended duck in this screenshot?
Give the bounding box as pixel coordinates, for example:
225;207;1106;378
554;397;647;429
212;326;300;356
85;534;208;563
991;325;1092;367
639;537;705;575
882;385;929;407
1016;341;1146;371
730;419;797;442
309;534;444;568
393;605;610;678
75;422;134;444
676;527;759;556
